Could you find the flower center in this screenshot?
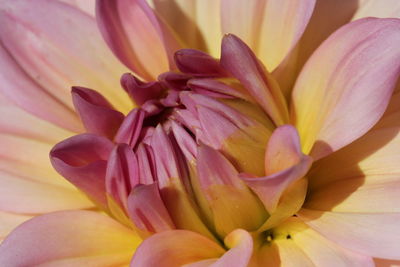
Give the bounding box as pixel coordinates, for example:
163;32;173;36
50;43;312;244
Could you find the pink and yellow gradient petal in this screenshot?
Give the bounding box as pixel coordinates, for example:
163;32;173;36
96;0;182;81
0;0;132;121
291;18;400;160
0;211;140;266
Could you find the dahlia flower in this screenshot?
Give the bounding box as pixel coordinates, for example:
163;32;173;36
0;0;400;266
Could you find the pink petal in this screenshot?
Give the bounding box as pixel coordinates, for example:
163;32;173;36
72;87;124;139
131;230;224;267
0;0;132;118
114;108;146;147
299;209;400;260
264;125;307;174
50;133;114;207
374;90;400;130
0;41;81;132
120;73;164;105
0;94;73;143
60;0;95;16
150;126;214;240
242;126;312;213
196;146;266;236
0;211;32;242
127;183;175;237
220;34;289;126
187;78;251;100
96;0;181;80
211;229;253;267
105;144;139;209
170;121;197;162
292;18;400;160
174;49;227;77
353;0;400;20
178;92;271;176
135;143;156;185
0;210;140;266
221;0;315;71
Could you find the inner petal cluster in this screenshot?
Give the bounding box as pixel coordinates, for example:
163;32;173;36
50;35;311;248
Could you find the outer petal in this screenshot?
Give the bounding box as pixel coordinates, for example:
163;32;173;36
220;34;289;126
291;18;400;159
0;96;94;214
0;211;32;243
258;218;374;267
290;0;360;97
0;0;132;118
131;230;224;267
150;0;222;56
60;0;96;16
221;0;315;71
0;42;81;132
50;134;114;207
96;0;181;80
307;128;400;213
0;211;140;266
299;209;400;260
353;0;400;20
72;87;124;139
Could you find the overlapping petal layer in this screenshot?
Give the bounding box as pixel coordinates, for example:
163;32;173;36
0;211;140;266
292;18;400;160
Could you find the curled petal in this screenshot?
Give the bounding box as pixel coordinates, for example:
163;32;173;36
121;73;164;105
175;49;227;77
105;144;139;209
197;146;266;236
96;0;181;80
114;108;145;147
0;211;140;266
220;34;289;126
72;87;124;139
127;183;175;237
264;125;306;174
292;18;400;160
242;125;312;213
50;133;114;206
131;230;224;267
158;71;191;91
212;229;253;267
